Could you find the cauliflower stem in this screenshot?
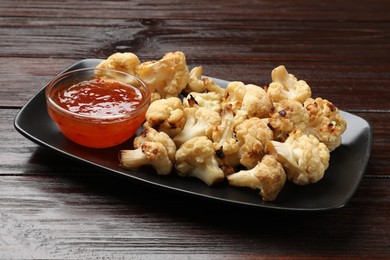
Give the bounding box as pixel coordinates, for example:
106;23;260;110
119;127;176;176
119;143;172;175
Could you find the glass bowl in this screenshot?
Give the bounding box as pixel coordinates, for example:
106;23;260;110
45;68;150;148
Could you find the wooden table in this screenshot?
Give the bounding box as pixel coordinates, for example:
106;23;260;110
1;0;389;258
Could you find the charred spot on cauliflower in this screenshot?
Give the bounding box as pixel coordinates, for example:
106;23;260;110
268;99;309;142
183;91;223;113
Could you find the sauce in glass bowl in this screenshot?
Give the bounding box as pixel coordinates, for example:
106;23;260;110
46;68;150;148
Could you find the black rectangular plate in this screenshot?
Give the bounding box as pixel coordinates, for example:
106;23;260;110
14;59;373;211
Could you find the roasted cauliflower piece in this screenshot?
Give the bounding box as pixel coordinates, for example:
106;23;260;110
268;130;330;185
119;127;176;175
183;91;223;113
222;81;272;126
175;136;225;186
173;107;221;147
136;51;190;101
182;66;225;95
212;105;240;175
144;97;185;138
227;155;286;201
235;117;274;169
267;65;312;103
185;66;206;93
96;52;141;75
304;97;347;151
268;99;309;142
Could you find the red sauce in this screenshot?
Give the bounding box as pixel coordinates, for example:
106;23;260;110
47;78;148;148
55;78;143;116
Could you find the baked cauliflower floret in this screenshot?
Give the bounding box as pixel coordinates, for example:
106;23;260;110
119;127;176;175
136;51;190;101
267;65;311;103
144;97;185;138
212;105;240;175
183;66;226;96
223;81;272;126
96;52;141;75
268;99;309;142
183;91;222;113
185;66;206;93
268;130;330;185
304;97;347;151
235;117;274;170
227;155;286;201
173;107;221;147
175;136;225;186
204;78;226;96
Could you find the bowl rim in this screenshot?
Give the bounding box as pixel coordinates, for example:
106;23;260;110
45;67;151;122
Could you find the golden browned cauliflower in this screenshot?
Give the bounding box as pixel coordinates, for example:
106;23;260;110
119;127;176;175
204;77;226;96
222;81;273;127
96;52;141;75
227;155;286;201
173;107;221;147
304;97;347;151
185;66;206;93
235;117;274;169
268;130;330;185
182;66;226;96
144;97;185;138
266;65;312;103
183;91;223;113
212;105;240;175
267;99;309;142
136;51;190;101
175;136;225;186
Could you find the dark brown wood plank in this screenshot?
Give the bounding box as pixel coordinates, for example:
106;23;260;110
1;16;389;109
1;108;95;175
1;0;390;258
0;175;389;258
3;57;390;111
0;58;79;107
1;17;389;59
0;0;389;21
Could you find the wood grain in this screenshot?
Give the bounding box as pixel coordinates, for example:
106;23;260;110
0;176;389;258
1;0;389;258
